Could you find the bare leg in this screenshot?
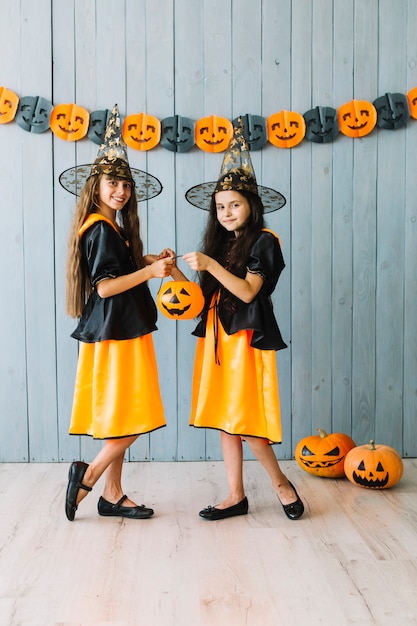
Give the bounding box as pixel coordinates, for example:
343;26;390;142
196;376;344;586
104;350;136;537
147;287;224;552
215;432;246;509
245;436;299;505
76;435;138;506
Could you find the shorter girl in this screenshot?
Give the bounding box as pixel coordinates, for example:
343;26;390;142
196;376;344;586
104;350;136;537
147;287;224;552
183;121;304;520
61;105;182;521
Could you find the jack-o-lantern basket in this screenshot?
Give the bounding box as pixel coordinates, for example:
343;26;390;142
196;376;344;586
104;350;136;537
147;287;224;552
157;280;204;320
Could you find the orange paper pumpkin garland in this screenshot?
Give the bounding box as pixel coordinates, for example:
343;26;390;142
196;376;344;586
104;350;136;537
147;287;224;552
195;115;233;152
338;99;377;138
122;113;161;150
267;110;306;148
50;103;89;141
0;86;19;124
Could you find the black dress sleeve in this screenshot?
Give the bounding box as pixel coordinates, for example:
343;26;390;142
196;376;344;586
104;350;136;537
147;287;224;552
84;221;126;287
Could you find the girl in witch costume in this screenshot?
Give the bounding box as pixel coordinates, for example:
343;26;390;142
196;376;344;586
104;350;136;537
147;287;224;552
61;105;181;521
183;121;304;520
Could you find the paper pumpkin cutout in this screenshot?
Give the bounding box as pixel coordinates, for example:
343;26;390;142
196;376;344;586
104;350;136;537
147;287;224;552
157;281;204;320
15;96;53;133
160;115;195;152
267;110;306;148
373;92;410;130
88;109;112;145
0;86;19;124
122;112;161;150
303;106;339;143
50;103;89;141
338;99;377;138
195;115;233;152
233;114;267;151
407;87;417;120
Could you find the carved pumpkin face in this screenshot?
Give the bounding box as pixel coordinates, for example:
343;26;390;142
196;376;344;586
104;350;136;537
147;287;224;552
50;103;89;141
160;115;195;152
344;440;403;489
195;115;233;152
15;96;53;133
267;110;306;148
373;92;410;130
157;281;204;320
338;100;377;138
294;428;356;478
233;114;267;151
88;109;111;145
0;86;19;124
303;106;339;143
122;113;161;150
407;87;417;119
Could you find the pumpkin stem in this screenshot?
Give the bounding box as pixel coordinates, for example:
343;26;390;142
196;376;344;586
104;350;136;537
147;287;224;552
369;440;376;450
317;428;328;439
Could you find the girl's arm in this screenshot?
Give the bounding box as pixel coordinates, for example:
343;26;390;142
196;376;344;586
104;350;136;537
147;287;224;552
96;257;174;298
182;252;263;304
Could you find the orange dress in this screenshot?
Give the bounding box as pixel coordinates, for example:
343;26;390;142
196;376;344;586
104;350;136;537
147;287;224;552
189;230;285;444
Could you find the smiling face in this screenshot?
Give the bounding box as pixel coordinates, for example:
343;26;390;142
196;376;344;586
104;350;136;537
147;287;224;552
88;109;111;145
338;99;377;137
195;115;233;152
160;115;195;152
215;190;251;235
97;175;132;219
267;110;306;148
50;103;89;141
234;114;267;150
0;86;19;124
122;113;161;150
304;106;339;143
15;96;53;133
373;92;410;130
157;281;204;320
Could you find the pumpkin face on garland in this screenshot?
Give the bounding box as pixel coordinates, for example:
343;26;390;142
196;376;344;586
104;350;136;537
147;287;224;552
0;86;19;124
15;95;53;133
344;440;403;489
157;281;204;320
295;428;356;478
195;115;233;152
373;92;409;130
50;103;89;141
267;110;306;148
338;99;377;138
122;112;161;150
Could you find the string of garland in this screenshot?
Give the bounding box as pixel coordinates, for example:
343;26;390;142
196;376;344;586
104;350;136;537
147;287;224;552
1;85;417;152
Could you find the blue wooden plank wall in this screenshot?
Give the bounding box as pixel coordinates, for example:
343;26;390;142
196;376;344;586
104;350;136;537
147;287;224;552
1;0;416;462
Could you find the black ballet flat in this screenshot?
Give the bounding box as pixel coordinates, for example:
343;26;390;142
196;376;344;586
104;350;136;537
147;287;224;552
199;497;249;521
65;461;92;521
279;482;304;520
98;495;154;519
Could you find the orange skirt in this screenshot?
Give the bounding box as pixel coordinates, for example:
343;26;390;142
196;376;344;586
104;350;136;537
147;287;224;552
190;308;282;443
70;335;166;439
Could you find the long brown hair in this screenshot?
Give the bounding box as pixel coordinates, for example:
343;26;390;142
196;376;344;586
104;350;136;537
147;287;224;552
199;189;265;311
66;173;143;318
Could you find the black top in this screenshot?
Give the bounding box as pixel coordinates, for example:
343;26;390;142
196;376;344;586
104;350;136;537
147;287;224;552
71;217;157;343
192;230;288;351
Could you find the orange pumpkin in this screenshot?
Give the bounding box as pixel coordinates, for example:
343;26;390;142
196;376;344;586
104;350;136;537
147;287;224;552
157;281;204;320
407;86;417;120
0;86;19;124
50;103;89;141
294;428;356;478
122;112;161;150
267;110;306;148
338;99;377;138
195;115;233;152
344;440;403;489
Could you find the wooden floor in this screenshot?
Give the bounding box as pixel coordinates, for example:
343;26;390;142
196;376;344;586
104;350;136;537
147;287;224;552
0;459;416;626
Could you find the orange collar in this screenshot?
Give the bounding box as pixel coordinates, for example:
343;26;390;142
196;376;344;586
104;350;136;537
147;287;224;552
78;213;120;238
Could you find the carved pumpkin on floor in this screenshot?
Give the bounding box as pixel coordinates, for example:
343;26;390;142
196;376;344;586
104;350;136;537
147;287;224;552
195;115;233;152
157;281;204;320
338;99;377;138
0;86;19;124
122;112;161;150
267;110;306;148
294;428;356;478
50;103;89;141
344;440;403;489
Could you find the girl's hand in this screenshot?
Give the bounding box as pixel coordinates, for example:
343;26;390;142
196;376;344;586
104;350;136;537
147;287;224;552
149;257;175;279
157;248;176;262
182;251;211;272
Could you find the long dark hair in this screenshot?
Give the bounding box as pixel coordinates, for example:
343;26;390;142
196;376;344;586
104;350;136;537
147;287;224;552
199;189;265;311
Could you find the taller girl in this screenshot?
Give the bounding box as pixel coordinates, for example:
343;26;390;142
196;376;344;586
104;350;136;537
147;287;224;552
183;120;304;520
62;105;179;521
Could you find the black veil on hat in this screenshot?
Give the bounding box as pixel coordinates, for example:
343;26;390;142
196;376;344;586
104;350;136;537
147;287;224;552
59;104;162;202
185;117;286;213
